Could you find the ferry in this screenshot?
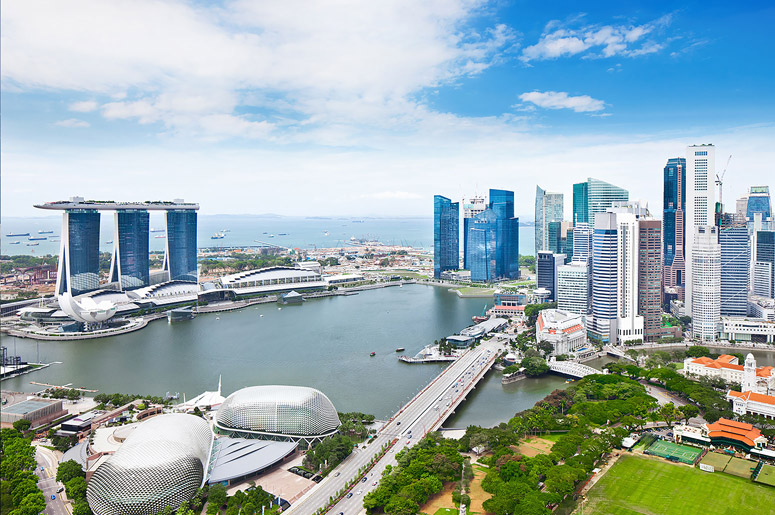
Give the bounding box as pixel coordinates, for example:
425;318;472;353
370;352;376;357
211;232;225;239
26;242;39;246
268;234;275;238
324;231;330;236
6;232;29;237
28;237;47;241
395;347;405;352
105;241;113;244
9;241;20;245
154;234;166;239
38;230;54;234
150;228;165;233
278;233;288;236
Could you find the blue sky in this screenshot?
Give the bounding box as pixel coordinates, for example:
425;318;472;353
2;0;774;218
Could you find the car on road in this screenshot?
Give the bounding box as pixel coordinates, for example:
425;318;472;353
56;487;64;493
346;493;353;499
334;472;340;477
396;421;401;425
51;495;56;500
40;467;45;471
362;477;367;483
357;490;362;495
372;481;378;486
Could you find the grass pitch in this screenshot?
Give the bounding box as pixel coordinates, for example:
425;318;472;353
645;439;702;464
699;452;731;470
723;457;756;478
585;455;774;514
755;464;775;487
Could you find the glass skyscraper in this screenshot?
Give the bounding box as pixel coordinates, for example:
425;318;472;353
663;158;686;269
433;195;459;279
755;230;775;298
589;215;618;344
111;210;150;290
165;210;198;283
719;226;750;316
573;178;629;228
465;189;519;282
548;221;573;262
746;186;773;230
59;210;101;296
535;186;563;253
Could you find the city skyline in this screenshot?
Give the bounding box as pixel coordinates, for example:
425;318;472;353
2;2;774;218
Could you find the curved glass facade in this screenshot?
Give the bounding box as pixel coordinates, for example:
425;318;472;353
433;195;459;279
67;210;101;296
166;210;198;282
87;414;212;515
215;385;340;443
113;210;150;289
663;158;686;268
465;189;519;282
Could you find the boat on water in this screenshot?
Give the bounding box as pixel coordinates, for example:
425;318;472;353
324;231;330;236
6;232;29;237
9;241;20;245
268;234;275;238
370;352;376;357
211;232;226;239
26;243;39;246
38;230;54;234
105;241;113;244
150;228;165;233
395;347;405;352
28;237;47;241
154;235;166;239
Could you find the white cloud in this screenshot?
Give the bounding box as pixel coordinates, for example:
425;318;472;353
518;91;605;113
68;100;98;112
521;15;671;62
54;118;90;128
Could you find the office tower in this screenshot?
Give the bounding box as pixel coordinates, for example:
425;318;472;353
607;204;645;344
692;226;721;342
746;186;773;230
535;186;564;253
164;210;198;283
537;251;565;301
433;195;460;279
465;189;519;282
639;219;662;342
56;209;101;297
573;178;629;228
589;213;618;344
557;261;589;315
462;195;486;269
755;231;775;298
685;144;716;313
663;158;686;298
110;210;150;290
548;221;574;262
736;195;749;225
572;223;593;264
719;226;750;316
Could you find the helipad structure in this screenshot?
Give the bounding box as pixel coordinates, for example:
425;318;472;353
214;385;340;444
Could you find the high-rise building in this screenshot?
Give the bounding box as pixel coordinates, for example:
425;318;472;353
110;210;150;290
608;203;646;344
572;223;593;264
746;186;773;231
537;251;565;301
685;144;716;313
465;189;519;282
535;186;564;253
719;226;750;316
692;226;721;342
589;213;618;344
754;231;775;298
639;219;663;342
548;221;574;263
572;178;629;228
56;209;101;297
462;195;486;269
663;158;686;299
164;210;198;283
736;195;749;225
557;261;589;315
433;195;460;279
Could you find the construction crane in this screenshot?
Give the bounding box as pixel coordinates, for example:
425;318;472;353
715;154;732;207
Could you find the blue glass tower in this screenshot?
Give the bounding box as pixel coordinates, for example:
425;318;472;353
663;158;686;268
756;230;775;297
590;214;618;344
747;186;773;230
110;210;150;290
165;210;198;282
573;182;588;226
58;210;101;296
433;195;459;279
719;226;750;316
465;189;519;282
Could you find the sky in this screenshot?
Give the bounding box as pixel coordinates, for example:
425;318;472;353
2;0;774;219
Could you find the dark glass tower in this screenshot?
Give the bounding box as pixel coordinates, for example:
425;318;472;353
663;158;686;268
110;210;150;290
719;226;750;316
465;188;519;282
165;210;198;283
573;182;588;225
58;210;101;296
433;195;459;279
756;230;775;297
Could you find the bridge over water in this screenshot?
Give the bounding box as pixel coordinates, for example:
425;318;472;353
548;360;602;379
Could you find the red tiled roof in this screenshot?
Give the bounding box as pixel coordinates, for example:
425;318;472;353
493;305;524;311
757;366;774;378
706;417;763;448
728;390;775;406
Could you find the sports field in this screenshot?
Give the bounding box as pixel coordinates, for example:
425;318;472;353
723;457;756;478
755;464;775;487
585;455;775;514
644;439;702;464
699;452;731;470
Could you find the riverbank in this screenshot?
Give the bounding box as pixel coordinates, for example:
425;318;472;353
625;341;775;353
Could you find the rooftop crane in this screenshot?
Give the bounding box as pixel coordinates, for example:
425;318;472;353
715;154;732;207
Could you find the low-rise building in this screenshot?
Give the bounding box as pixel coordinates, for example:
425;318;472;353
536;308;586;356
683;353;774;394
440;270;471;282
324;273;366;286
749;295;775;321
0;398;67;428
674;418;769;451
460;318;508;339
727;390;775;420
487;305;525;319
219;266;326;295
719;316;775;343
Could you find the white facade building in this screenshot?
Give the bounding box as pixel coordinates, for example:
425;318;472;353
692;226;721;342
727;390;775;419
572;223;593;265
557;262;589;315
536;308;587;356
719;316;775;343
683;353;774;394
685;144;716;313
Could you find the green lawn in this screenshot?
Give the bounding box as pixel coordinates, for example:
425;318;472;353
539;432;568;442
432;509;458;515
755;464;775;486
586;455;773;514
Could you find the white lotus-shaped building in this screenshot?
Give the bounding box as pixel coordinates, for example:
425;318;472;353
58;292;117;324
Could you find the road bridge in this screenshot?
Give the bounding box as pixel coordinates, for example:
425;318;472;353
284;339;501;515
548;360;601;379
603;346;636;361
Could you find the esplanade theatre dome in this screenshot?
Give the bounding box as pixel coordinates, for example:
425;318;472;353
214;385;340;443
86;413;212;515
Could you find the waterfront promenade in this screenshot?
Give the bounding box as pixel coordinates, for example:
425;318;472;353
285;339;501;515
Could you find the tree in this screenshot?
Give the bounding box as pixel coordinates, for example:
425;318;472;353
659;403;680;428
521;357;549;377
678;404;700;423
686;345;710;358
207;483;228;509
72;500;92;515
65;477;87;501
12;420;32;432
536;341;554;356
56;460;85;484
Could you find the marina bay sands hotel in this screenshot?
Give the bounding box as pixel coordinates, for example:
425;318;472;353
34;197;199;298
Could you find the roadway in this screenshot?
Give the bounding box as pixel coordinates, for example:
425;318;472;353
285;339;502;515
34;444;70;515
